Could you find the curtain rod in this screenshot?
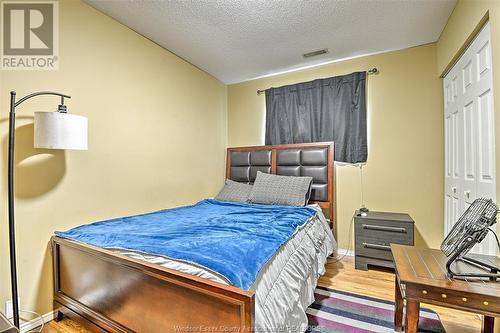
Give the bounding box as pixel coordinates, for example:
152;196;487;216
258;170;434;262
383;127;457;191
256;67;379;95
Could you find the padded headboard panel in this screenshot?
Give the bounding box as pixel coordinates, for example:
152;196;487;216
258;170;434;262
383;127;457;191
229;150;272;183
226;142;335;222
276;148;328;201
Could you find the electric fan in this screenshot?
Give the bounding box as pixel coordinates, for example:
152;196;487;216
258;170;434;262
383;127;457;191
440;198;500;280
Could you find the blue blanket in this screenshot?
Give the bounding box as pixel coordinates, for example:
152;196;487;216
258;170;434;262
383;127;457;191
55;199;316;290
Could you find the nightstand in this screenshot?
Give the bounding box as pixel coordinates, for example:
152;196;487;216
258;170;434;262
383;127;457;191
354;210;414;270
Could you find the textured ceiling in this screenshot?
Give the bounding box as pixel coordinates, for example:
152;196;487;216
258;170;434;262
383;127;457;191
85;0;457;84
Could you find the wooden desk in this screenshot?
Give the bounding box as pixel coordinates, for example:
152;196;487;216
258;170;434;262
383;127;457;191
391;244;500;333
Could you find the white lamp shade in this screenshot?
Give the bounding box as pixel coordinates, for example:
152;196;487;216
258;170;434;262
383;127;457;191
34;112;88;150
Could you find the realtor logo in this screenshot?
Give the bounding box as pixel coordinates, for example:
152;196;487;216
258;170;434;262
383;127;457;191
1;1;59;70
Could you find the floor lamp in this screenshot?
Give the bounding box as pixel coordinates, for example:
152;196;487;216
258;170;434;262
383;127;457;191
7;91;88;328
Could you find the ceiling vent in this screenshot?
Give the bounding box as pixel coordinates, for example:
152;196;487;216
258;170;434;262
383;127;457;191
303;49;328;58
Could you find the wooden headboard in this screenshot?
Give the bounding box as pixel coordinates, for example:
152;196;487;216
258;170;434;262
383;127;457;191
226;142;335;223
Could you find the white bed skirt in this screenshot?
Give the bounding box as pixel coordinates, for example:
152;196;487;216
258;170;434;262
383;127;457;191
119;205;336;332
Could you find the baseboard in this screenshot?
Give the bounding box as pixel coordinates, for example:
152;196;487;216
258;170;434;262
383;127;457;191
336;248;354;257
19;310;56;333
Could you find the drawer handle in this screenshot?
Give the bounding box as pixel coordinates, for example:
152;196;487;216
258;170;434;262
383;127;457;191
362;224;407;233
362;242;391;251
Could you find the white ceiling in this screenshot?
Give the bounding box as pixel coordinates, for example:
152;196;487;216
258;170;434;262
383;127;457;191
85;0;457;84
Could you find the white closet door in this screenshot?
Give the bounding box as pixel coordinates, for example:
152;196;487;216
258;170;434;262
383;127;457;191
443;22;496;255
444;75;462;237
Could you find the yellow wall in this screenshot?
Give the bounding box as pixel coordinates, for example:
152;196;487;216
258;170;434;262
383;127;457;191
437;2;500;331
0;0;227;316
227;44;444;251
1;0;497;324
436;0;497;76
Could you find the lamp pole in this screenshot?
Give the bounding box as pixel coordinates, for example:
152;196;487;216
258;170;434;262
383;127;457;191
8;92;19;328
7;91;71;328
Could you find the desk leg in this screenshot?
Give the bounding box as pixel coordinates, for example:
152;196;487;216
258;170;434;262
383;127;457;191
482;316;494;333
394;278;403;332
405;300;419;333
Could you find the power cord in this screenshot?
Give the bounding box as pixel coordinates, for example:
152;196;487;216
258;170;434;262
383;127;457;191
329;213;355;264
19;309;44;333
488;228;500;251
360;164;365;209
330;164;365;264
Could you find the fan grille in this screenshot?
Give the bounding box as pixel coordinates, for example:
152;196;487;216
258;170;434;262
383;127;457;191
441;198;498;257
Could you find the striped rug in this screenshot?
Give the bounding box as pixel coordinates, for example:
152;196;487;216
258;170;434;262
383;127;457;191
307;286;446;333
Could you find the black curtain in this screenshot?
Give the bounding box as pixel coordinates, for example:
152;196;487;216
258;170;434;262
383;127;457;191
265;71;367;163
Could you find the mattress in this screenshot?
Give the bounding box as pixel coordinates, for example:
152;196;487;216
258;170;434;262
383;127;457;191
119;205;336;332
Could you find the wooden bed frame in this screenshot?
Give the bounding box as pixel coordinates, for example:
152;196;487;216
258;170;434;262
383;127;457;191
52;142;335;332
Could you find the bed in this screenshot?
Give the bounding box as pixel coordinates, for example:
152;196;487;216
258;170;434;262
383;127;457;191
52;142;336;333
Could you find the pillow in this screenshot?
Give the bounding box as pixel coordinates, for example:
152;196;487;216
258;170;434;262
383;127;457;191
215;179;253;202
249;171;313;206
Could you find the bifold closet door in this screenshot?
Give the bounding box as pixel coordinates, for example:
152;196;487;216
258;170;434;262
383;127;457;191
444;22;496;255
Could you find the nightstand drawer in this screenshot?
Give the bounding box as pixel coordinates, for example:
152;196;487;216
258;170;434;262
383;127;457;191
356;233;414;260
355;236;394;260
355;220;413;244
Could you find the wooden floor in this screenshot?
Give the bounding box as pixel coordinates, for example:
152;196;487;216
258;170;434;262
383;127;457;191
317;256;483;333
42;256;483;333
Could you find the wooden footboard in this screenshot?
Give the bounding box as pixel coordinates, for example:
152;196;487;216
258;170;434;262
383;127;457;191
52;236;254;333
